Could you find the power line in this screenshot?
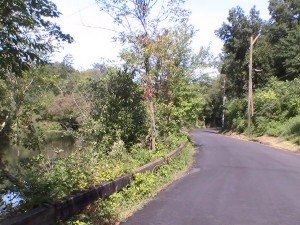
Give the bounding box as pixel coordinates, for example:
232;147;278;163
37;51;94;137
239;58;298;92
59;2;117;33
78;23;118;33
60;2;97;18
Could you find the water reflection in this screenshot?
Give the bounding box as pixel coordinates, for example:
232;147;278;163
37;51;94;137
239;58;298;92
0;191;22;215
0;135;76;214
1;135;76;167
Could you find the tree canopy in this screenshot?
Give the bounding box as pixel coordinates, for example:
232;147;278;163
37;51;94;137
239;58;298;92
216;0;300;99
0;0;73;78
215;6;264;97
96;0;191;149
267;0;300;79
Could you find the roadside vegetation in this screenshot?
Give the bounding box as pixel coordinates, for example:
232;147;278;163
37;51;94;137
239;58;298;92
0;0;210;223
0;0;299;223
212;0;300;145
224;78;300;144
64;143;194;225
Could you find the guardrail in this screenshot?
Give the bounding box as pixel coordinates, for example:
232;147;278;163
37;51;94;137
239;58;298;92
1;142;187;225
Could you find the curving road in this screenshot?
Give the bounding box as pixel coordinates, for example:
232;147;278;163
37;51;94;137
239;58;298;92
122;129;300;225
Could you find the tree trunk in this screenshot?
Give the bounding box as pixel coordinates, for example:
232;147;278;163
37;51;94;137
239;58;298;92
144;53;156;150
149;99;156;150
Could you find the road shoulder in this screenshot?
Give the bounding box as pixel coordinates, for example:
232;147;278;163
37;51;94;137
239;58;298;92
223;131;300;153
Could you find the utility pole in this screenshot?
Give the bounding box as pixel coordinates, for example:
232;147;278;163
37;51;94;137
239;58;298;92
222;75;226;129
248;34;260;136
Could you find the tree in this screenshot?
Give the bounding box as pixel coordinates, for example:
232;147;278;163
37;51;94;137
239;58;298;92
85;68;147;149
267;0;300;79
0;0;73;188
215;6;265;98
96;0;189;150
143;24;212;134
0;0;73;78
0;0;73;139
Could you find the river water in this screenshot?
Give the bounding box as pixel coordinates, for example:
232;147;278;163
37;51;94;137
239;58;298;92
0;135;76;214
1;135;76;167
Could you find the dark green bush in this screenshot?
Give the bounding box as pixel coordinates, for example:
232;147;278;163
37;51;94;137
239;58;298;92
84;68;147;149
224;98;247;131
225;78;300;139
281;116;300;144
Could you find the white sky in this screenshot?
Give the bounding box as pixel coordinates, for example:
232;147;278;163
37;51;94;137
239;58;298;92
51;0;270;70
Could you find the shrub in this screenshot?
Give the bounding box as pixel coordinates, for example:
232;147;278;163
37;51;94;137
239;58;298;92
65;142;194;225
265;120;283;137
14;132;187;211
225;98;247;131
85;68;147;149
224;78;300;139
281;116;300;144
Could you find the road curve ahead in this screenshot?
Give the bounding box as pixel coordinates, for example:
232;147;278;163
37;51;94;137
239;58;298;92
122;129;300;225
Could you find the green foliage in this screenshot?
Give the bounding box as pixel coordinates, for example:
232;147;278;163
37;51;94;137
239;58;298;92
0;0;73;77
156;80;207;135
224;98;247;132
65;143;194;225
224;78;300;142
96;0;192;150
216;0;300;100
1;0;207;222
267;0;300;79
216;6;265;97
18;147;133;207
13;133;187;212
83;68;147;149
256;116;300;145
217;2;300;138
200;74;225;127
141;25;214;134
0;62;87;151
280;116;300;144
254;78;300;119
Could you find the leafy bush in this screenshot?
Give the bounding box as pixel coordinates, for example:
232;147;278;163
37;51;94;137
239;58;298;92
156;79;208;136
254;89;281;120
224;98;247;132
280;116;300;144
17;149;133;208
14;132;187;211
65;143;194;225
84;68;147;149
264;120;283;137
225;78;300;140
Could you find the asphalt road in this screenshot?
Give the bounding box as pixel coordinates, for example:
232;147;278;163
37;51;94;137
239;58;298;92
122;129;300;225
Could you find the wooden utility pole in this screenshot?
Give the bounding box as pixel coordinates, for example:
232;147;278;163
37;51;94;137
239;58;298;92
248;34;260;135
222;75;226;128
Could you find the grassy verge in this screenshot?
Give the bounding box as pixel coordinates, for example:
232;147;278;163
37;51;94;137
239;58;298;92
64;142;195;225
223;131;300;153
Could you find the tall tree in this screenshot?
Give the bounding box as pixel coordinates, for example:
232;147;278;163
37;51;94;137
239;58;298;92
267;0;300;79
215;6;265;98
96;0;190;149
144;24;212;134
0;0;73;137
0;0;73;77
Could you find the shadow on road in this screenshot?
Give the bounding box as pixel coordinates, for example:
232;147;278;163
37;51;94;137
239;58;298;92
194;128;221;134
